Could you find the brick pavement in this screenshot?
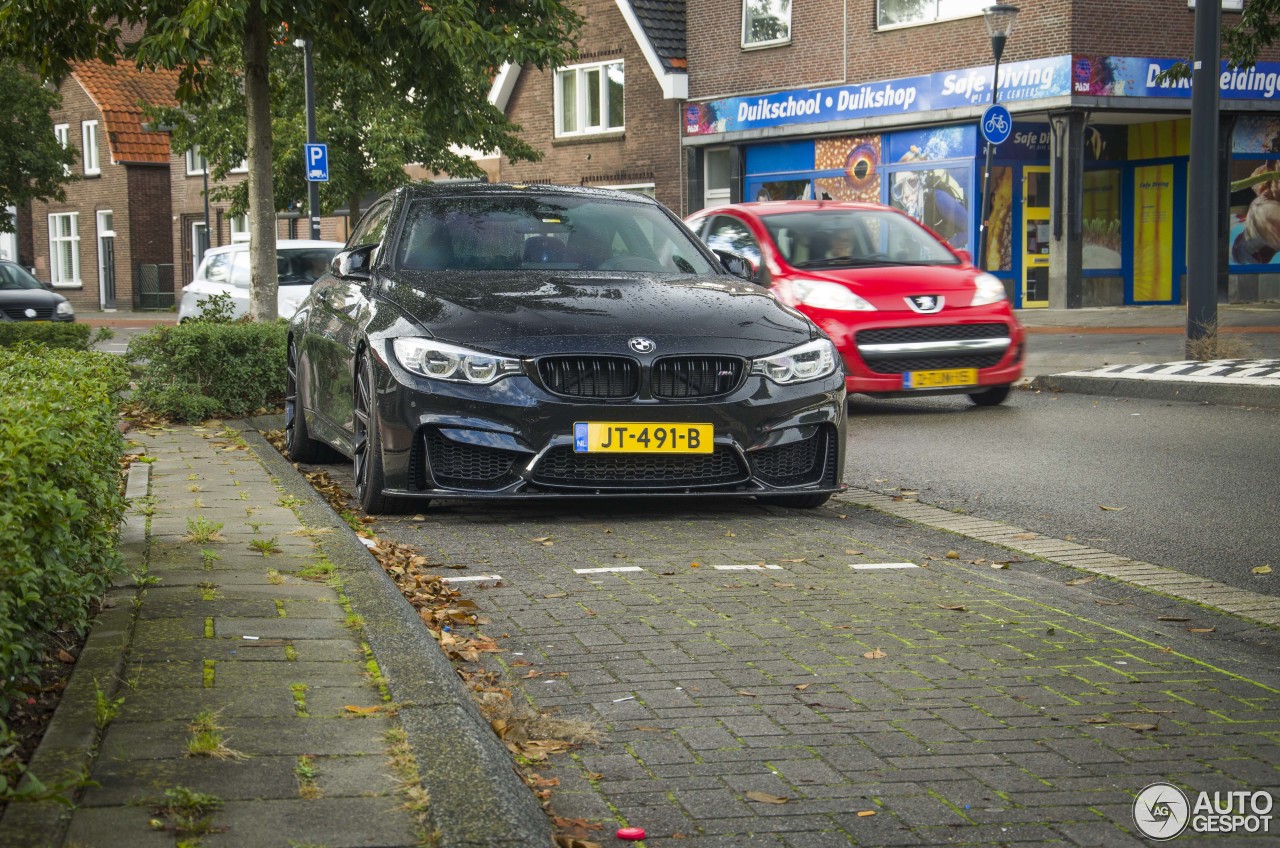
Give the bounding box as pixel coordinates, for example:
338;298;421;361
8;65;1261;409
344;483;1280;847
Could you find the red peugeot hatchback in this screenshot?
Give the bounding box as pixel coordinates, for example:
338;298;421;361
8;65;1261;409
686;201;1025;405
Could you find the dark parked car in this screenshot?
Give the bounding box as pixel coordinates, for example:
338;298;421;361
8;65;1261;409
0;260;75;322
287;183;846;513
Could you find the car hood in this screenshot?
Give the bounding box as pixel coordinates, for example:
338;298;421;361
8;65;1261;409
375;271;818;356
0;287;67;309
798;263;983;309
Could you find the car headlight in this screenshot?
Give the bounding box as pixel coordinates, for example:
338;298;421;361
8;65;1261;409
792;279;876;311
392;338;522;385
56;301;74;316
971;272;1008;306
751;338;840;385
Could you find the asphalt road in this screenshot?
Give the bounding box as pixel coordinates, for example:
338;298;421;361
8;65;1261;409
844;385;1280;596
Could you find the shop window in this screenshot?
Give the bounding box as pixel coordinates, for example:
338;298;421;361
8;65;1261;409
878;0;986;30
743;0;790;48
556;61;624;137
48;212;80;287
1083;170;1122;270
704;149;732;209
888;166;970;250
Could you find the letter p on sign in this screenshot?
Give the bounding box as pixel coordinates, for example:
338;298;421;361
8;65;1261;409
305;143;329;182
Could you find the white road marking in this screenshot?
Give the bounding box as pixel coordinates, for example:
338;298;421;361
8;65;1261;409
574;566;644;574
849;563;920;570
440;574;503;583
712;564;784;571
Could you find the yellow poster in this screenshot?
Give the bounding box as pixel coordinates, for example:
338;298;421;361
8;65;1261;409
1133;164;1174;302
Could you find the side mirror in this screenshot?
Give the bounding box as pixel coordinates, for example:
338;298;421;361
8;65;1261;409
953;248;973;265
713;249;756;282
331;244;375;281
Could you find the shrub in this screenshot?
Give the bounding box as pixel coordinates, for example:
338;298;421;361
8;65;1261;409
127;319;288;422
0;346;130;733
0;322;93;351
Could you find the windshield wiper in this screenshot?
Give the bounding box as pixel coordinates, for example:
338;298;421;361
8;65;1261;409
796;256;948;268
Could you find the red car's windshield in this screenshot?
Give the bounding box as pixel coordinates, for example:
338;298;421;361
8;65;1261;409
760;210;960;268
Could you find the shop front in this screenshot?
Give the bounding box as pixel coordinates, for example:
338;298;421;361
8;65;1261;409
684;54;1280;307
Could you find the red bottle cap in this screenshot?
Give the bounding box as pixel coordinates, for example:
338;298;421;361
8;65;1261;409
616;826;646;840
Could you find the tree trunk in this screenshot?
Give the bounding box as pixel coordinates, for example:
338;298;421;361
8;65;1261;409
349;191;363;231
243;6;278;321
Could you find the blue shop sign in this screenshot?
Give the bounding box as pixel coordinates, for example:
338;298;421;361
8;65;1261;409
1072;56;1280;100
684;55;1072;137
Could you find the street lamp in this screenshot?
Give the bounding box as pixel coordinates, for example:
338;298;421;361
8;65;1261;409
295;37;322;240
977;3;1020;272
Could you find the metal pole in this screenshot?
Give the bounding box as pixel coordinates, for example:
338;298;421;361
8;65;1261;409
1186;0;1220;345
978;34;1006;271
303;38;321;240
201;162;211;252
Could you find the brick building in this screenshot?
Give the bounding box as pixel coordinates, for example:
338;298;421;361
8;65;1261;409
493;0;689;212
28;59;180;311
680;1;1280;307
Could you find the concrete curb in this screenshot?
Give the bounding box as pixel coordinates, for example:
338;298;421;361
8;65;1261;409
1030;372;1280;408
239;423;552;848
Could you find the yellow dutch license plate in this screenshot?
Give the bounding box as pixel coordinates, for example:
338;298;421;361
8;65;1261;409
904;368;978;390
573;422;713;454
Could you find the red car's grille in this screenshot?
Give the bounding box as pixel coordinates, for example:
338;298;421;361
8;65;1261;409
855;323;1009;345
855;323;1011;374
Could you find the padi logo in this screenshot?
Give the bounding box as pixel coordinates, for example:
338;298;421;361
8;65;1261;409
1133;783;1274;840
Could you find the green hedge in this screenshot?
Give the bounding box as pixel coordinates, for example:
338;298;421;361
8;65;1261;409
0;322;93;350
127;320;288;422
0;347;129;728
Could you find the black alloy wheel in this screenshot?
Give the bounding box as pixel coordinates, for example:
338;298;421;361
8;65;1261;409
352;350;415;515
285;340;329;463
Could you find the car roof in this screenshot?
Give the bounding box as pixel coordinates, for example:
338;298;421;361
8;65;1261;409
700;200;896;216
203;239;344;256
395;181;658;206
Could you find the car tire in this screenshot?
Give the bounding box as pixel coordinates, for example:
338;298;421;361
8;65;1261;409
968;385;1011;406
353;350;415;515
285;340;338;463
757;493;832;509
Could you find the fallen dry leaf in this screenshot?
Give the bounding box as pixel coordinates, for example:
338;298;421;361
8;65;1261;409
1253;565;1273;575
857;810;877;817
724;531;737;538
1095;599;1126;606
845;549;863;555
745;791;789;805
1123;722;1158;732
862;648;888;660
795;683;812;691
1083;716;1110;724
1065;576;1097;586
1157;616;1191;622
990;562;1010;570
633;725;664;732
690;562;701;568
1187;626;1216;633
56;649;76;664
344;705;383;715
1099;505;1126;511
531;536;553;543
780;558;806;563
945;551;960;560
936;603;967;612
737;690;757;697
543;592;568;599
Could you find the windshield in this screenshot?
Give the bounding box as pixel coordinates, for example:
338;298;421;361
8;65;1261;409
0;262;44;291
396;194;718;275
761;209;961;268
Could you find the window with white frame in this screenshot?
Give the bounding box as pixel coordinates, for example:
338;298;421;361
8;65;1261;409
878;0;986;29
230;214;250;242
743;0;791;47
186;147;207;175
555;61;624;137
231;158;248;173
604;183;656;198
54;124;70;175
704;148;732;209
48;212;80;286
81;121;100;175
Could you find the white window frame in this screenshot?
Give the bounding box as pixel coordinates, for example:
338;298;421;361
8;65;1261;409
877;0;986;31
603;183;656;198
81;121;100;175
704;148;733;209
48;212;81;287
554;60;624;138
96;210;114;309
186;147;207;175
54;123;70;175
230;158;248;173
229;214;250;243
742;0;792;49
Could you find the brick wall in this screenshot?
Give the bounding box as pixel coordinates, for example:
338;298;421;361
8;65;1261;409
126;164;173;306
688;1;1280;101
499;0;685;213
30;75;132;312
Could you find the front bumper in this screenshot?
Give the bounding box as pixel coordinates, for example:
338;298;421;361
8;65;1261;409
368;345;847;501
810;311;1025;397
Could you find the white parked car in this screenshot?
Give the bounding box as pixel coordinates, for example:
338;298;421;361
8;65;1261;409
178;240;343;321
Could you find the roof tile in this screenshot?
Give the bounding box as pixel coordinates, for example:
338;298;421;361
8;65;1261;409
628;0;686;73
71;59;181;164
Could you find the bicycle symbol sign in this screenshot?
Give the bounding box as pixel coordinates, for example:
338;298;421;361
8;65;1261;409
981;104;1012;146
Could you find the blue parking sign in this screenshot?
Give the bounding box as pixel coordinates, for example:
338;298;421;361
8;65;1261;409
304;143;329;182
